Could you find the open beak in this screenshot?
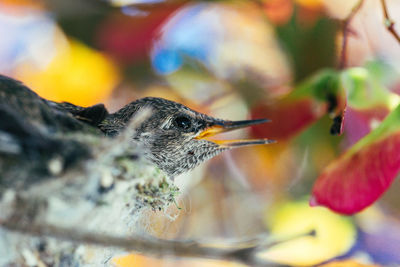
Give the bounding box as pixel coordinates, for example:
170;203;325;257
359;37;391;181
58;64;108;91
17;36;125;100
195;118;275;148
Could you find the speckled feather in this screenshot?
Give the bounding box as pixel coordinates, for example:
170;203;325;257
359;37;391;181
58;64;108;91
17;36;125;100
99;97;230;177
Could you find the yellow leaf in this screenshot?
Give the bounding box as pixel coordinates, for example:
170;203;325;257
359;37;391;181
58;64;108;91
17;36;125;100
295;0;323;9
112;254;245;267
260;200;356;266
15;39;119;107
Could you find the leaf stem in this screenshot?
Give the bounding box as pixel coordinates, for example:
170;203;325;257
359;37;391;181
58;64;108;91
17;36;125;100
338;0;364;69
380;0;400;44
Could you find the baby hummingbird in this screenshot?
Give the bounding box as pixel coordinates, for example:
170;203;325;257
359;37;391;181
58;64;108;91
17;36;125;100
97;97;274;177
0;75;273;180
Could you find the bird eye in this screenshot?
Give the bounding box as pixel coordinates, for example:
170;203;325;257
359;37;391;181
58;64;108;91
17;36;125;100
174;116;192;130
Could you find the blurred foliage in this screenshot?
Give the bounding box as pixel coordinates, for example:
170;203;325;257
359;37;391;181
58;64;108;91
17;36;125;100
276;6;338;81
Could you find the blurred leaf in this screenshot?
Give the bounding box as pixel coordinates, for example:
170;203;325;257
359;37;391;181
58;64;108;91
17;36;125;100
276;8;338;81
311;103;400;214
290;69;339;100
251;97;323;140
262;0;294;25
251;61;400;141
112;254;245;267
343;65;400;110
295;0;323;9
343;107;389;147
251;70;344;140
339;62;400;144
53;0;111;47
356;207;400;265
319;260;380;267
1;0;45;10
15;39;119;106
96;4;182;64
260;200;356;266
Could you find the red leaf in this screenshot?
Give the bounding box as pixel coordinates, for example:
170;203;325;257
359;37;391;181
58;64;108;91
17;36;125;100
311;133;400;215
343;107;389;147
251;98;324;140
96;4;182;64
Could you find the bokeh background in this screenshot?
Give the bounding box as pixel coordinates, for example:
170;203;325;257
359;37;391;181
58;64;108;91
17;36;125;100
1;0;400;266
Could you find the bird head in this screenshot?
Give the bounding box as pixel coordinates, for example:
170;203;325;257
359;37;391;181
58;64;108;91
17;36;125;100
101;97;273;177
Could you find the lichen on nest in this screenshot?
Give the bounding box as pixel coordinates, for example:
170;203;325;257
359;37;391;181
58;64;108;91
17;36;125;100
135;177;180;211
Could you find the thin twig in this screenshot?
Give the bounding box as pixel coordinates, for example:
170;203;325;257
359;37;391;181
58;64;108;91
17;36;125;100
339;0;365;69
380;0;400;44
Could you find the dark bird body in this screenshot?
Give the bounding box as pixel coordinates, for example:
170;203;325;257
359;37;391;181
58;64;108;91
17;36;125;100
0;75;272;189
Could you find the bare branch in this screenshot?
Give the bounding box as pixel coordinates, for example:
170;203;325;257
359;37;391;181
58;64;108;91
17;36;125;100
380;0;400;44
1;215;313;267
